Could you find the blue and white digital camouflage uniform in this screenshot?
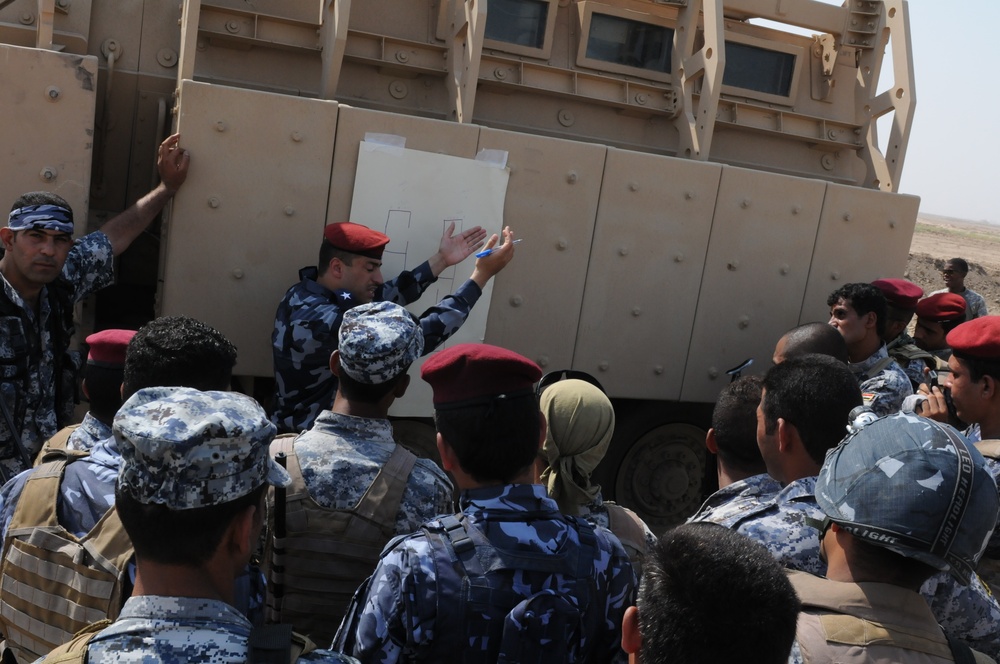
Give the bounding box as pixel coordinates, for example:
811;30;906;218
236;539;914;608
848;344;913;417
886;331;935;388
81;596;359;663
271;264;481;433
0;231;114;478
64;412;113;452
291;411;453;533
334;484;636;663
687;472;782;527
725;475;1000;658
49;387;357;664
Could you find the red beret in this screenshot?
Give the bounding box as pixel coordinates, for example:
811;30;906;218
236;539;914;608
948;317;1000;360
916;293;967;322
421;343;542;406
323;222;389;260
871;278;923;310
85;329;136;367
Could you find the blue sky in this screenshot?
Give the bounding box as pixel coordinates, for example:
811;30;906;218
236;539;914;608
902;2;998;223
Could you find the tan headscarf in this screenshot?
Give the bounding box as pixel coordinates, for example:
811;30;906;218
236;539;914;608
539;379;615;516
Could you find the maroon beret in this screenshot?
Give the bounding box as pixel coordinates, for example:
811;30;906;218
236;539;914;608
948;317;1000;360
916;293;967;322
86;329;136;367
323;222;390;260
421;343;542;406
871;278;923;310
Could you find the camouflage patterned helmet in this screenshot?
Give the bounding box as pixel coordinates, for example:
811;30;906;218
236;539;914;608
816;413;999;584
339;301;423;385
115;386;291;510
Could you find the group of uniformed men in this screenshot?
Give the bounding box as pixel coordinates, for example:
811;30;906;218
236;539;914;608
1;135;1000;662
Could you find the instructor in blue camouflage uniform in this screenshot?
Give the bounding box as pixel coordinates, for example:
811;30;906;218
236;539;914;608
38;387;358;663
271;221;515;433
0;133;189;480
334;343;635;663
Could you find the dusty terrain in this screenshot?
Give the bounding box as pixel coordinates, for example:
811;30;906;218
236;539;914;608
906;214;1000;313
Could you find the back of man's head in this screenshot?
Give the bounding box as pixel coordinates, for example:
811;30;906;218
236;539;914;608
775;322;849;364
762;354;862;465
122;316;237;399
629;523;799;664
336;301;423;404
711;376;765;476
827;282;887;338
422;343;542;484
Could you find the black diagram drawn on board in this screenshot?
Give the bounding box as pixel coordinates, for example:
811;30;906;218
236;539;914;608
379;210;464;325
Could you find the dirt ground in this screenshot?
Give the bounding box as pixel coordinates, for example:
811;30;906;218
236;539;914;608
906;215;1000;313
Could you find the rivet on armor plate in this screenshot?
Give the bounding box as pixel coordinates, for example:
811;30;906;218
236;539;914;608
215;121;227;132
738;316;750;329
389;81;408;99
232;269;245;279
291;131;303;142
226;20;240;34
632;307;642;317
284;207;295;217
598;361;609;372
510;295;523;307
39;167;57;182
708;367;719;379
566;171;578;184
780;264;790;275
208;197;221;209
619;247;629;257
674;253;684;263
843;213;852;222
558;110;575;127
538;355;550;367
19;13;34;25
45;87;60;101
653;365;664;375
157;48;178;68
740;199;751;209
557;239;568;250
395;51;410;63
629;182;639;192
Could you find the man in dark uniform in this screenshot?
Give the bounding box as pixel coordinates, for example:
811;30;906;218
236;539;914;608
0;134;189;479
334;343;636;663
271;222;515;433
913;292;967;360
827;283;912;416
872;277;935;388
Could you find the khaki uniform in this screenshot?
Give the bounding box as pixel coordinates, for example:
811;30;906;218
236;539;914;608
789;571;995;664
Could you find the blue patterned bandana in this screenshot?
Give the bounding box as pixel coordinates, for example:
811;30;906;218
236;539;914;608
8;204;74;234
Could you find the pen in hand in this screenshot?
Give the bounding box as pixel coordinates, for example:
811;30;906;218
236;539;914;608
476;238;522;258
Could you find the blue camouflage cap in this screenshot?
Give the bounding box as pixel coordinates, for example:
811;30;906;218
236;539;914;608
115;386;291;510
339;301;423;385
816;413;999;584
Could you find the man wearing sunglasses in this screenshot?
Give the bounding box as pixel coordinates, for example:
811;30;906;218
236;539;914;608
932;258;988;321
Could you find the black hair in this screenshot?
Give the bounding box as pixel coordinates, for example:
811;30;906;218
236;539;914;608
434;394;540;483
122;316;237;399
710;376;765;475
82;364;126;424
779;322;849;364
762;354;862;465
827;283;887;338
636;523;800;664
115;484;265;567
338;367;408;404
947;258;970;275
317;243;356;277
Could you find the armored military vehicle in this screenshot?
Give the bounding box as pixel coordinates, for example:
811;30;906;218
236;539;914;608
0;0;918;527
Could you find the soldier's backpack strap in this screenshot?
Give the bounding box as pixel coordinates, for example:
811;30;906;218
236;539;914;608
604;503;648;573
858;356;894;381
889;343;936;364
249;623;317;664
975;440;1000;461
33;425;83;467
37;619;112;663
351;443;417;532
